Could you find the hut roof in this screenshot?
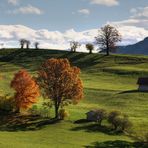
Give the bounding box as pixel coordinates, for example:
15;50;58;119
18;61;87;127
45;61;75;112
137;77;148;85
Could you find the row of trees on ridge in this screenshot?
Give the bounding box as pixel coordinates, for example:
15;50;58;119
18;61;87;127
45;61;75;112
70;24;122;55
20;39;39;49
19;25;121;56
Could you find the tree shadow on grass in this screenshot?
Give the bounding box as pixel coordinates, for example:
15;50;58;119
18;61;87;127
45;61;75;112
71;123;121;135
119;90;148;94
0;114;60;132
74;119;92;124
60;52;106;69
84;140;147;148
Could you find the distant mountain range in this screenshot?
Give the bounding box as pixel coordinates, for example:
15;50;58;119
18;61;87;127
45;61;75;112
117;37;148;55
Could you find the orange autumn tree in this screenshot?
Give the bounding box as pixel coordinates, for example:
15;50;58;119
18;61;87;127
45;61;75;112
38;58;84;118
11;69;40;113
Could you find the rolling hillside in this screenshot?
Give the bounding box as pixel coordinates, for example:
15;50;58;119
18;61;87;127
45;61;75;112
0;48;148;147
117;37;148;55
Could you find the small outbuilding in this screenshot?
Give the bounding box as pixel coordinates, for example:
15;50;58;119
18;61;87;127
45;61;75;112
137;77;148;91
86;110;98;121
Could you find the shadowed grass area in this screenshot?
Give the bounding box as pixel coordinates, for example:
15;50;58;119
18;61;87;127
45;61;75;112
0;114;61;132
85;140;147;148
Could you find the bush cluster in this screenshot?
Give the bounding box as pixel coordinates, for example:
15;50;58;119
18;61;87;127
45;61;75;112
108;111;132;132
59;109;69;120
91;109;132;132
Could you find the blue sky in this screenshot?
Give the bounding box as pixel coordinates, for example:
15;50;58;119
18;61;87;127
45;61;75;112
0;0;147;31
0;0;148;50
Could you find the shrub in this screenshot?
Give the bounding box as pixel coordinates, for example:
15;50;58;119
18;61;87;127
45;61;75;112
108;110;132;132
108;110;121;130
0;94;14;113
29;105;50;118
59;109;69;120
95;109;107;126
119;115;132;132
28;105;38;115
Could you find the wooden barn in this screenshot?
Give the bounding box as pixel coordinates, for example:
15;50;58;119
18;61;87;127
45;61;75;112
137;77;148;91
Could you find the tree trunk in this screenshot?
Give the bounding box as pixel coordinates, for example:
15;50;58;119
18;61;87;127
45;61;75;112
55;106;58;119
106;47;109;56
15;107;20;114
54;100;60;119
89;50;92;54
21;45;23;49
106;41;109;56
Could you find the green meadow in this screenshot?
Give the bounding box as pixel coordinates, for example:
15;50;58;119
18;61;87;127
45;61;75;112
0;49;148;148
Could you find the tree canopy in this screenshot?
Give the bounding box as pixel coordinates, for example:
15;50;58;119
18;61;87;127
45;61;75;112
11;69;40;113
38;58;84;118
95;24;121;56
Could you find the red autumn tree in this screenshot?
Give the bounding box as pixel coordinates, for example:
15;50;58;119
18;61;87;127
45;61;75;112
11;69;40;113
38;58;84;118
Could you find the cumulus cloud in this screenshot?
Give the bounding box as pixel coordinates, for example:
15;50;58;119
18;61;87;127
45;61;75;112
0;24;148;51
112;6;148;30
8;5;43;15
130;7;148;19
0;25;98;52
115;25;148;45
78;9;90;15
112;19;148;30
8;0;19;6
89;0;119;7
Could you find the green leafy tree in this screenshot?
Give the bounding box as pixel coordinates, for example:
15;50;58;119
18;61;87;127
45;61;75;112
95;24;121;56
70;41;81;52
86;43;94;54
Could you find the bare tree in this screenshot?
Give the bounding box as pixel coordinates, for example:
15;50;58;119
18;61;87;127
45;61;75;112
19;39;26;49
70;41;81;52
34;42;39;49
86;43;94;54
95;25;121;56
26;40;31;49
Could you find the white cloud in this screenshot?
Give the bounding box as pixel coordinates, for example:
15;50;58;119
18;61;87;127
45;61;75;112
8;5;43;15
130;7;148;19
0;25;98;51
112;6;148;30
115;25;148;45
8;0;19;6
0;24;147;51
89;0;119;7
78;9;90;15
112;19;148;30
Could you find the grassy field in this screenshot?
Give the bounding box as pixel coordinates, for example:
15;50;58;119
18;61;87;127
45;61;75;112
0;49;148;147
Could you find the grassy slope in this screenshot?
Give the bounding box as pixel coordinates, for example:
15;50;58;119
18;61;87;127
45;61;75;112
0;49;148;147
